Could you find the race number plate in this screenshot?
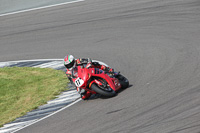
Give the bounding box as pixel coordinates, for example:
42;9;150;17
75;77;84;87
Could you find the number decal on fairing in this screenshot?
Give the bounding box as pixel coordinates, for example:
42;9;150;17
75;78;84;87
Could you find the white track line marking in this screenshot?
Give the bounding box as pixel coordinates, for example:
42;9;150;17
0;127;21;133
2;120;36;129
0;0;84;17
11;98;82;133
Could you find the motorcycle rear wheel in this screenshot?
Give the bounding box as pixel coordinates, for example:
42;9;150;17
90;83;116;97
116;74;129;89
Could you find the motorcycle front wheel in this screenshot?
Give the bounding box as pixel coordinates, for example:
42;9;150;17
90;83;116;97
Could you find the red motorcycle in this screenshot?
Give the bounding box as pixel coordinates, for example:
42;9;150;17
71;63;129;97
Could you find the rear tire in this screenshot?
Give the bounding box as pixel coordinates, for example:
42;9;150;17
90;83;116;97
116;74;129;89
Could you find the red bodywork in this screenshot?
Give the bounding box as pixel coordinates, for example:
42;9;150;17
71;66;121;94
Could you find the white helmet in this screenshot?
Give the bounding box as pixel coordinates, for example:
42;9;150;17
64;55;75;70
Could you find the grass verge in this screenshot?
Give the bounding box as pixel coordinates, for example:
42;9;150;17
0;67;69;127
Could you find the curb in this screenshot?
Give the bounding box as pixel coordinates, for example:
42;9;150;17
0;59;80;133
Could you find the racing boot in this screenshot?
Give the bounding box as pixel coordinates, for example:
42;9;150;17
81;91;91;100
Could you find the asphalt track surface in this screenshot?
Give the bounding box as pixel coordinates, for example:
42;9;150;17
0;0;200;132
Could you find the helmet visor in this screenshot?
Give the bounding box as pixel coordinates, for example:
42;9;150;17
65;59;75;69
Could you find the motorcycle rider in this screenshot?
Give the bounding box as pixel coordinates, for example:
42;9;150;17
64;55;114;100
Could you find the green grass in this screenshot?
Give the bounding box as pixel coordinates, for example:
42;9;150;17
0;67;69;127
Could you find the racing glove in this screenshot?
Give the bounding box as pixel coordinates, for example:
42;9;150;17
108;68;114;73
86;62;92;69
86;58;92;69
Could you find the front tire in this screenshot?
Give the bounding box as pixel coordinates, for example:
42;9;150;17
90;83;116;97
